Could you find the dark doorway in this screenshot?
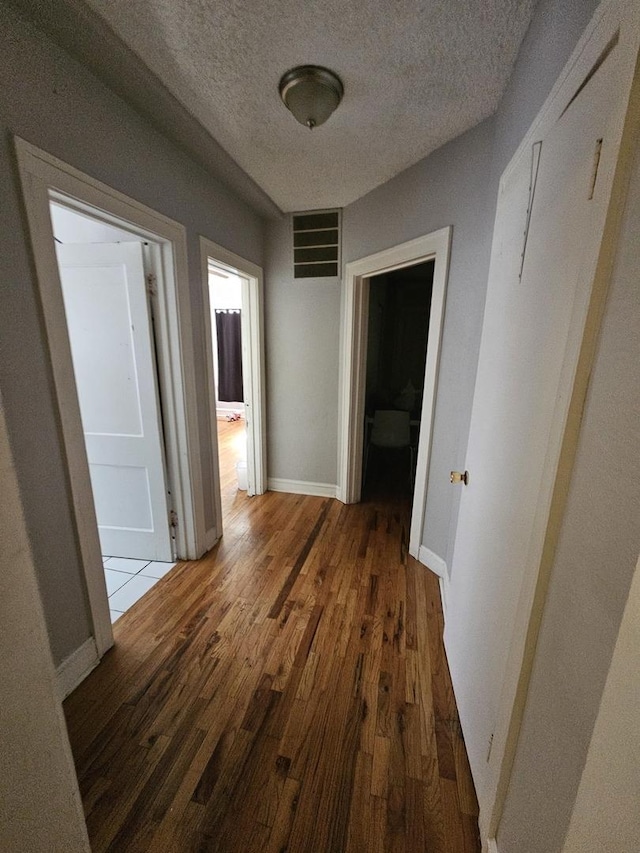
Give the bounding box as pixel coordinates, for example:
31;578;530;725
362;260;435;499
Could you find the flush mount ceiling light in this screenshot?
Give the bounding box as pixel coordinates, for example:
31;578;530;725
278;65;344;129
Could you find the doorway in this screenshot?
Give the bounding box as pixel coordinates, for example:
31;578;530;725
200;237;266;539
16;138;207;677
50;201;178;623
338;227;451;558
208;263;249;518
362;260;435;499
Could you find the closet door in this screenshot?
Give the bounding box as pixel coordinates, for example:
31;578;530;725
446;18;637;793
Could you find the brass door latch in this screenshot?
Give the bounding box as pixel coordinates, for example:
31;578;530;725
450;470;469;485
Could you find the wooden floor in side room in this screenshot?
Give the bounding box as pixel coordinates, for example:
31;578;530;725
63;454;480;852
216;417;247;515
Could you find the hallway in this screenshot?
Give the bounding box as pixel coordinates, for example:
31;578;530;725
63;487;479;851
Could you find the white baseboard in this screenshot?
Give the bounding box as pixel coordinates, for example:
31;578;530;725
418;545;447;578
56;637;99;701
202;527;221;555
419;546;448;620
439;575;448;619
267;478;337;498
216;410;244;420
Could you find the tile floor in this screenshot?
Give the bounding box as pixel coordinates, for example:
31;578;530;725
103;556;177;622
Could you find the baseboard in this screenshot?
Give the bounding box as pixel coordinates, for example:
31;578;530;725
418;545;447;579
267;478;338;498
56;637;99;701
478;806;498;853
216;410;244;420
439;575;448;619
203;526;221;554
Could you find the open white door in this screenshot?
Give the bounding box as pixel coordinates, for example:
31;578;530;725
56;242;173;561
240;276;259;496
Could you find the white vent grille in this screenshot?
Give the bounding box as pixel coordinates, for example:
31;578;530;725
293;210;340;278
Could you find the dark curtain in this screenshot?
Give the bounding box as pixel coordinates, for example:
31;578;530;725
215;310;244;402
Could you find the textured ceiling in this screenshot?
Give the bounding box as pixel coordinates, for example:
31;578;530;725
83;0;536;212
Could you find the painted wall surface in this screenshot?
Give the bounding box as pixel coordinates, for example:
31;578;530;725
498;127;640;853
0;2;263;665
562;554;640;853
490;0;602;174
264;214;341;485
0;396;90;852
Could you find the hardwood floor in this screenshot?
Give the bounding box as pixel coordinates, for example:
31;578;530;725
63;457;480;852
216;418;247;515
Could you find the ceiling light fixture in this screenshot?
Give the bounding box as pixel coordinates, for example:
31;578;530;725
278;65;344;130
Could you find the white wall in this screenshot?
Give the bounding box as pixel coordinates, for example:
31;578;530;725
208;269;245;415
0;395;90;852
562;554;640;853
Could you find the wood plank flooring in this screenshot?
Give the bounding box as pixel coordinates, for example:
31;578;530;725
64;434;480;852
216;419;246;511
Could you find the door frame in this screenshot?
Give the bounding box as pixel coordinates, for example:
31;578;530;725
15;138;205;661
337;227;451;558
200;237;266;534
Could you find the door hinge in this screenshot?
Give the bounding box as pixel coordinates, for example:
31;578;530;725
169;509;178;528
147;273;157;296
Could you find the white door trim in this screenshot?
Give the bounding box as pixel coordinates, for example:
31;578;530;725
475;0;640;844
15;137;205;661
200;237;266;537
337;227;452;558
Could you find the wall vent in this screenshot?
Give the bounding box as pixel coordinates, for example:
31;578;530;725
293;210;340;278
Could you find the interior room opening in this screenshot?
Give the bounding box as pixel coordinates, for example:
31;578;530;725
49;200;177;624
208;263;249;517
362;259;435;501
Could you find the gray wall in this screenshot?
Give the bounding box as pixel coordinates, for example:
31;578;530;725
562;557;640;852
264;214;341;484
491;0;601;174
0;394;90;852
0;2;264;665
498;121;640;853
